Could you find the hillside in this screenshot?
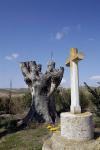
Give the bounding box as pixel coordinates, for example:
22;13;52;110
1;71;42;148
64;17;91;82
0;88;29;97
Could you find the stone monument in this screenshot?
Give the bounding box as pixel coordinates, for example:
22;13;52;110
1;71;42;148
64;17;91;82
61;48;94;140
19;60;64;127
42;48;100;150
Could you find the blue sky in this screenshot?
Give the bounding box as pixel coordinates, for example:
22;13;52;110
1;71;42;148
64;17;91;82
0;0;100;88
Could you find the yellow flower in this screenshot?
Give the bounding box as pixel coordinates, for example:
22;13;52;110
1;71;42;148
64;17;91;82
50;127;58;131
47;125;52;129
47;124;60;133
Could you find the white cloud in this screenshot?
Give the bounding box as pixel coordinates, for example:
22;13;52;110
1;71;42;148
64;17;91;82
12;53;19;58
5;53;19;61
55;26;70;40
55;32;65;40
90;75;100;80
54;24;82;40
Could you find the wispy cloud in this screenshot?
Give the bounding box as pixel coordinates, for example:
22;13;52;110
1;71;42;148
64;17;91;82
55;26;70;40
12;53;19;58
88;38;95;41
5;56;13;60
54;24;82;40
5;53;19;60
55;32;65;40
90;75;100;80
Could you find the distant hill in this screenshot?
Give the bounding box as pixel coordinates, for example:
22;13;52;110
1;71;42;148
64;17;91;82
0;88;29;97
0;85;97;98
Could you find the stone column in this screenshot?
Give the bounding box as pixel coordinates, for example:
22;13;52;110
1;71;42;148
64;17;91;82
70;61;81;113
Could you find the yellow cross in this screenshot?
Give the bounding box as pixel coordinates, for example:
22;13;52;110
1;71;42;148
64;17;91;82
66;48;84;66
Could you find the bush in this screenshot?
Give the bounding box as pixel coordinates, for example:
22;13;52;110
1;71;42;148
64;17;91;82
0;97;11;114
0;91;32;115
55;87;90;115
79;89;89;111
22;91;32;108
54;88;71;116
0;87;95;116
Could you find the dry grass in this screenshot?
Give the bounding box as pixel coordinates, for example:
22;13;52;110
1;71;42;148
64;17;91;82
0;124;49;150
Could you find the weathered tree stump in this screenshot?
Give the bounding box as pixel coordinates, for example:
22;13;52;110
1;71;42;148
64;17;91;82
19;60;64;127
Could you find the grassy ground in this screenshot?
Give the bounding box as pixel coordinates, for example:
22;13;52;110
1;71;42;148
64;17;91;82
0;124;50;150
0;116;100;150
0;113;99;150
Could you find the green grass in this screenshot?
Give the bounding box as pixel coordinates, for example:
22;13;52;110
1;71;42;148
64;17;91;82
0;125;50;150
0;117;99;150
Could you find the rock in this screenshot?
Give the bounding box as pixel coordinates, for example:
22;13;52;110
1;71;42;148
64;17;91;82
42;132;100;150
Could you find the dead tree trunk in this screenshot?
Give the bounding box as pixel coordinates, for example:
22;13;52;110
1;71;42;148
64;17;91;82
19;60;64;127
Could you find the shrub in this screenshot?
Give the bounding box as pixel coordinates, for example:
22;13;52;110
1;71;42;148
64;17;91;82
0;91;32;115
54;88;71;116
55;87;90;115
79;89;89;111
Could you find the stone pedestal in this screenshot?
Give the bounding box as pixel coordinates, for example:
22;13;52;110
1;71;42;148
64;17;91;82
42;132;100;150
61;112;94;141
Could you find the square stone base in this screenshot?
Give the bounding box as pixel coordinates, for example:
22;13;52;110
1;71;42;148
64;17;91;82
61;112;94;141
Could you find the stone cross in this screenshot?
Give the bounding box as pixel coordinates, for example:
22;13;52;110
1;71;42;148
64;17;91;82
66;48;84;114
